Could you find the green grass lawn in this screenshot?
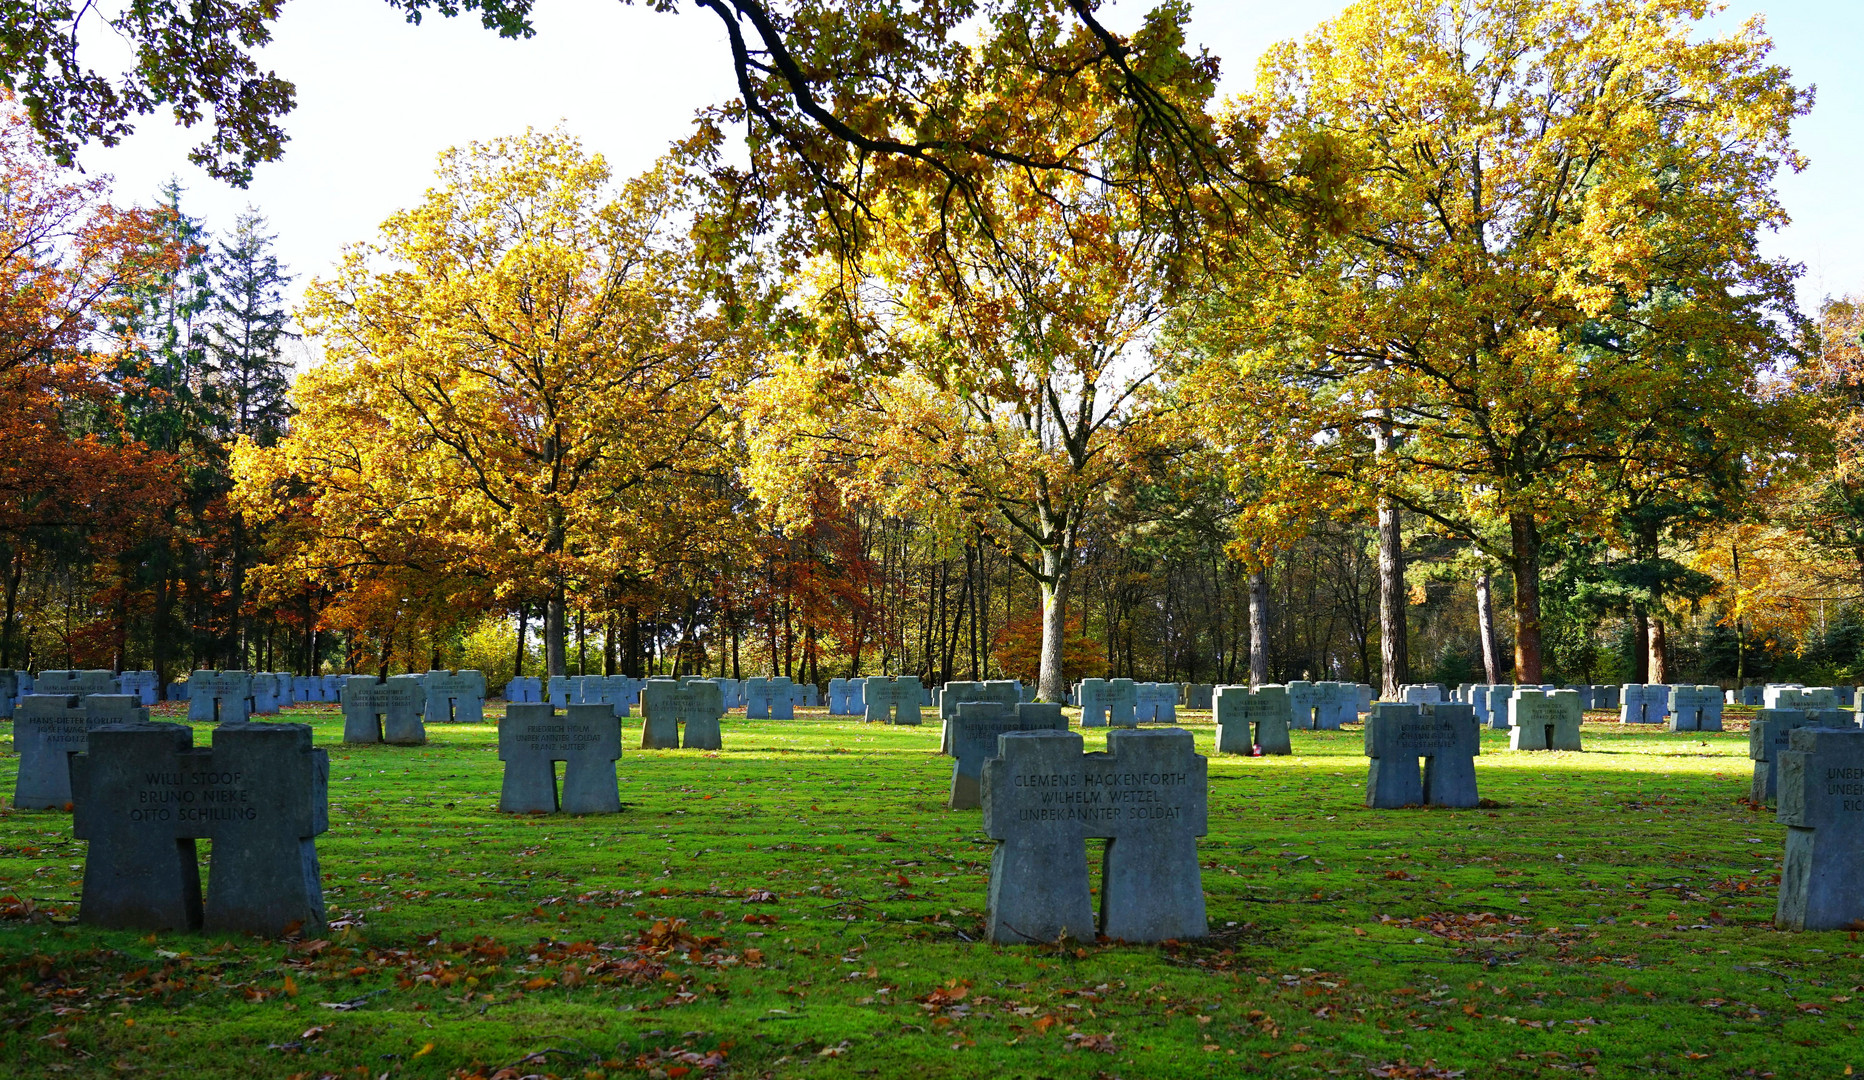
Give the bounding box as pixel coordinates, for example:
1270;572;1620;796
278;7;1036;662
0;703;1852;1079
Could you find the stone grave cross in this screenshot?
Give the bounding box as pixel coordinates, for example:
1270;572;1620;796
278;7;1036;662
71;721;328;935
981;728;1207;944
1364;703;1480;808
424;669;487;723
341;676;427;745
186;670;253;724
499;703;622;813
947;701;1067;809
864;676;924;725
1509;689;1583;751
1214;685;1291;755
1668;685;1724;732
1775;727;1864;930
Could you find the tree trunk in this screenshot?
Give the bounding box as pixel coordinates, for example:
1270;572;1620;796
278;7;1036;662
605;610;616;676
1;546;21;669
546;584;567;677
1631;608;1650;683
1475;569;1502;683
1732;542;1745;686
1248;569;1269;687
1649;618;1670;683
1508;511;1544;684
1377;497;1408;697
1037;545;1071;702
513;601;528;677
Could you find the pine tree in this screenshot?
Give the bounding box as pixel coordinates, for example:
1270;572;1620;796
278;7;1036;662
209;208;295;444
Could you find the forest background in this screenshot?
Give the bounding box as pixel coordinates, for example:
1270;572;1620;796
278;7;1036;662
3;0;1863;703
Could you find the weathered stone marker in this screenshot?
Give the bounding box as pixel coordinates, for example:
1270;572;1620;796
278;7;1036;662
981;728;1207;944
1668;685;1724;732
1364;703;1480;808
947;701;1067;809
341;676;426;745
639;680;727;749
1213;684;1290;755
1750;709;1829;805
1134;682;1178;723
14;693;156;809
186;670;253;724
424;669;486;723
1508;689;1583;751
13;696;86;809
940;680;1020;751
1619;683;1670;725
71;721;328;935
865;676;924;725
499;703;622;813
504;676;542;703
1776;728;1864;930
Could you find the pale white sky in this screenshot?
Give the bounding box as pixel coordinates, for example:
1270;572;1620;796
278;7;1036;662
77;0;1864;335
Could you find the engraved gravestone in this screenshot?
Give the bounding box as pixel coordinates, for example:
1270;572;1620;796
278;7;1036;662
939;680;1019;751
37;669;117;696
864;676;924;725
424;669;487;723
1364;703;1480;808
576;675;633;718
981;728;1208;944
187;670;253;724
1075;679;1110;728
505;676;542;703
1214;684;1290;755
1134;682;1178;723
639;679;727;749
117;671;159;706
71;721;328;936
249;672;279;715
499;703;621;813
948;701;1067;809
11;695;134;809
1509;689;1583;751
847;677;866;713
1668;685;1724;732
828;677;855;715
341;676;426;745
1105;678;1138;728
1776;728;1864;930
1748;709;1847;805
1619;684;1671;724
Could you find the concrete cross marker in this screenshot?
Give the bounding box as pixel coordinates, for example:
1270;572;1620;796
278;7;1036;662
939;681;1019;751
865;676;925;725
1619;684;1671;725
11;694;149;809
71;721;328;936
499;703;622;813
1213;685;1290;755
1668;685;1724;732
340;676;426;745
424;670;487;723
1364;703;1480;808
981;728;1207;944
640;680;727;750
1775;728;1864;930
186;671;253;724
1508;689;1583;751
947;702;1067;809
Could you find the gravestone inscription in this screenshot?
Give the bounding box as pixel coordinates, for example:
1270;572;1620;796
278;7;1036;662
865;676;924;725
71;721;328;936
1775;728;1864;931
341;676;426;745
1668;685;1725;732
424;669;487;724
1214;684;1290;755
947;701;1068;809
499;703;622;813
1509;689;1584;751
981;728;1207;944
186;670;253;724
1364;703;1480;808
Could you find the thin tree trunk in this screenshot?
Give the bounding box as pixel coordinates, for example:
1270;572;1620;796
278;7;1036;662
1037;544;1072;701
1248;568;1269;687
1508;511;1544;684
514;602;528;677
546;584;567;677
1732;542;1745;685
1475;569;1502;683
1649;618;1670;683
1632;608;1650;683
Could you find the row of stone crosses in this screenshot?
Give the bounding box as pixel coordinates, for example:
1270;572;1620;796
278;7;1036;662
10;666;1864;941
